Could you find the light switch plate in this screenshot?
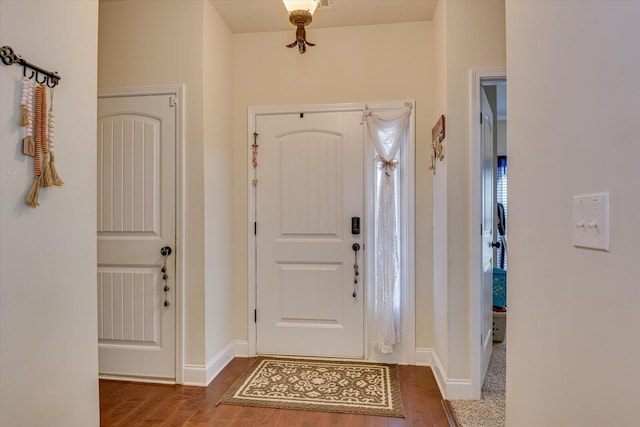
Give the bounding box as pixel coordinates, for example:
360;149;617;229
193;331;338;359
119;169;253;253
572;192;610;251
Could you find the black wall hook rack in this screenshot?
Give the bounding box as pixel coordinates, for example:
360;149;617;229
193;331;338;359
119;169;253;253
0;45;61;88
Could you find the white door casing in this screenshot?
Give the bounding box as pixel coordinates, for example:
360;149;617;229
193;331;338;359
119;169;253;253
480;86;495;381
97;89;182;381
255;111;365;358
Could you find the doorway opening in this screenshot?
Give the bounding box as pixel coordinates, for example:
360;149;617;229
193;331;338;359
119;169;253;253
453;75;508;424
483;79;508;403
470;69;507;401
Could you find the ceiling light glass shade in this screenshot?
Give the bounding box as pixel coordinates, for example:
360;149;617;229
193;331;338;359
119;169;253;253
282;0;320;15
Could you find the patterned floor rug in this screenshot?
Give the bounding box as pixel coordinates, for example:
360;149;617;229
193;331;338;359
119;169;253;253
218;357;404;418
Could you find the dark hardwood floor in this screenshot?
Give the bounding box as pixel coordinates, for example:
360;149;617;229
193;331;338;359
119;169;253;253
100;357;451;426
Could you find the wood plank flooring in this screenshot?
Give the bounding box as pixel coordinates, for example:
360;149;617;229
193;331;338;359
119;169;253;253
100;357;451;427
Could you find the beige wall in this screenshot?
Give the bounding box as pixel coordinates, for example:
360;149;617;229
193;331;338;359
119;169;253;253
0;1;100;425
99;0;234;367
203;1;234;362
506;1;640;425
231;22;434;348
432;0;506;380
432;0;449;372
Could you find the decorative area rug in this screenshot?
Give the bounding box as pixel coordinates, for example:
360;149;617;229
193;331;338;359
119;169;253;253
218;357;404;418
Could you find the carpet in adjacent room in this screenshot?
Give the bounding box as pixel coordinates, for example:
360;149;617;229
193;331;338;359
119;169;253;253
448;340;506;427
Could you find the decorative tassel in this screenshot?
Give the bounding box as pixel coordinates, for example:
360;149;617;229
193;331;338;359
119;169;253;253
25;176;40;208
40;153;53;188
49;152;63;186
47;87;63;186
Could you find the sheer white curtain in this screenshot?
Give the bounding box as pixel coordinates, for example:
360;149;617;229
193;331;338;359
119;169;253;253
364;105;411;354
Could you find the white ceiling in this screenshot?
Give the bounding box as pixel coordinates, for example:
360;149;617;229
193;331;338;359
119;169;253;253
210;0;438;33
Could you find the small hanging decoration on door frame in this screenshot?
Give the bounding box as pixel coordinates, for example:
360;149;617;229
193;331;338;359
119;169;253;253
429;114;445;175
251;132;259;186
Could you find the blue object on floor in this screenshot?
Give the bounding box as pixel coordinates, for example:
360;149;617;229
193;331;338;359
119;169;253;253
493;267;507;308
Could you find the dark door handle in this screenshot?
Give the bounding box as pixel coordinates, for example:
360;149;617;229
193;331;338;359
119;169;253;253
491;241;501;249
160;246;172;308
352;243;360;298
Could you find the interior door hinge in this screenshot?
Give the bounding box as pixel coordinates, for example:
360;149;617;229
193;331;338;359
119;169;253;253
169;96;177;107
254;309;257;323
254;222;257;235
480;112;483;124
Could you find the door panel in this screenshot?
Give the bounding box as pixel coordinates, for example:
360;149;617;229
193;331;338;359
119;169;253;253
481;87;495;380
280;133;341;235
98;117;159;234
97;94;176;380
97;270;158;344
256;111;364;358
278;263;342;322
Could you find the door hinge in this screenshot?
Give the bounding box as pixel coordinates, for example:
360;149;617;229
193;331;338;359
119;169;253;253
254;222;257;235
254;309;257;323
480;112;483;124
169;96;177;107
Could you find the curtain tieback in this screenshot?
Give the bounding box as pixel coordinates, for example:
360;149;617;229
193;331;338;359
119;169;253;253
376;155;398;177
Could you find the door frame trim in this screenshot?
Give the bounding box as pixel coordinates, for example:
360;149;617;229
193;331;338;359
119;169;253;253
470;69;506;398
247;101;415;363
98;85;185;384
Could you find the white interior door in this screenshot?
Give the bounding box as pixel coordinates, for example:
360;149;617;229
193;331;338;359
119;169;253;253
480;87;495;380
97;93;176;380
255;111;364;358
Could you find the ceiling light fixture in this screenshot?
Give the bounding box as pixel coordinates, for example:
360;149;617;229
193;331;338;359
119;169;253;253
283;0;320;54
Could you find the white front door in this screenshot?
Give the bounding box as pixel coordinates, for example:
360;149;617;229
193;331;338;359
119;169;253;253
480;87;495;380
255;111;364;358
97;93;177;380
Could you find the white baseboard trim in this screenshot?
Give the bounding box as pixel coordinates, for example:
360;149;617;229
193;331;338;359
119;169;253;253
98;374;175;385
415;347;434;366
182;341;235;387
234;340;249;357
430;349;474;400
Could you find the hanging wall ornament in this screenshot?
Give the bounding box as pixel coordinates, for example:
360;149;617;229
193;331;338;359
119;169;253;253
47;87;63;186
26;84;44;207
251;131;259;186
19;76;30;126
21;77;35;156
37;85;54;188
429;115;445;175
